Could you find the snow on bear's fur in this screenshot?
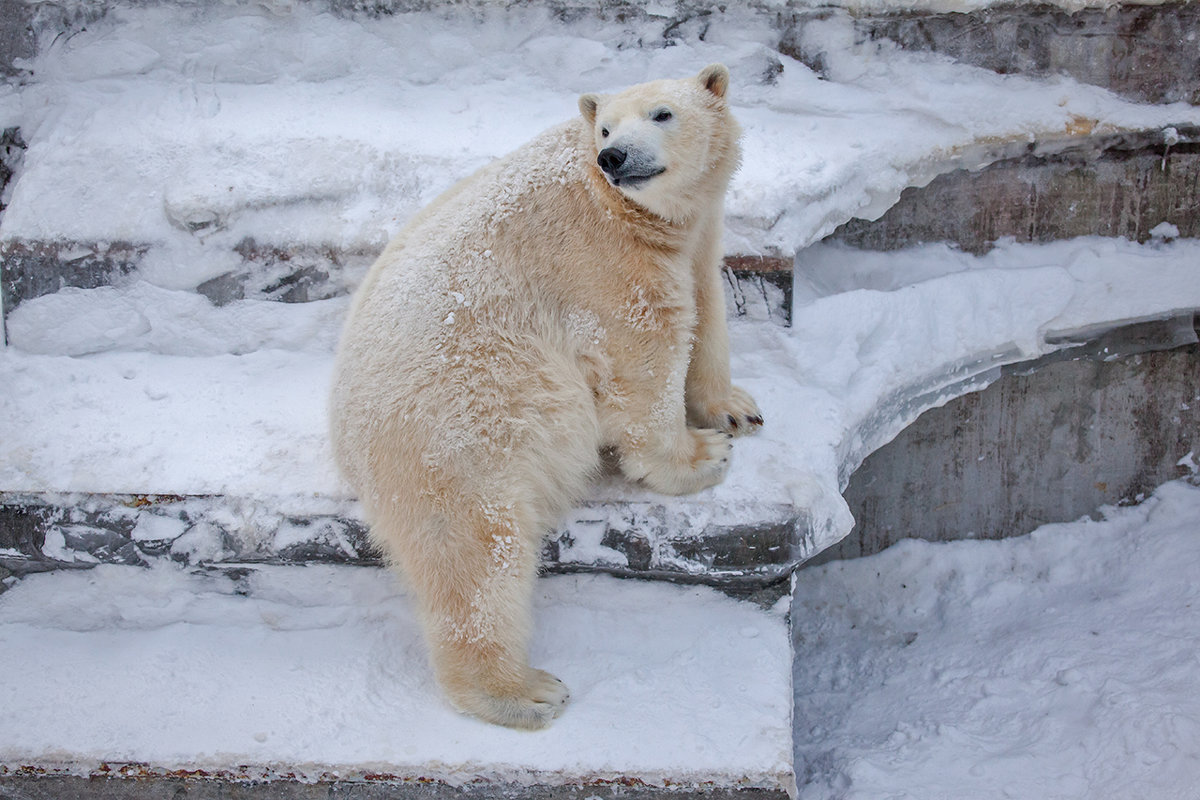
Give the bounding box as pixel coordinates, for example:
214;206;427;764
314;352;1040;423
329;65;761;730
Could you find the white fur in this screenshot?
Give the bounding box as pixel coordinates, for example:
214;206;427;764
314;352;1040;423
329;65;760;730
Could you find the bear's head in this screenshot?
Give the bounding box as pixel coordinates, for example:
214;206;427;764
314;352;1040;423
579;64;741;222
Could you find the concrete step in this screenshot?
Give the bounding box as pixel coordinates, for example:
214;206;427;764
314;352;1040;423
0;329;815;589
0;488;803;591
5;0;1197;106
0;564;795;798
0;236;792;333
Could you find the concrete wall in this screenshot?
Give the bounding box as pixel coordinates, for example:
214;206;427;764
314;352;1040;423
832;131;1200;254
854;2;1200;106
814;317;1200;563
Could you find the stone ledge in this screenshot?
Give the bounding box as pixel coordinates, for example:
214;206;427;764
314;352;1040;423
813;313;1200;564
853;1;1200;106
829;125;1200;253
0;490;804;591
0;236;791;330
0;766;790;800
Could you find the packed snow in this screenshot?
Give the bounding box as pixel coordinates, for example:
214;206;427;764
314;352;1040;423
0;567;794;789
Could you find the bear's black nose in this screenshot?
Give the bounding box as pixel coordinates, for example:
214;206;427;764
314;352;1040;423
597;147;627;175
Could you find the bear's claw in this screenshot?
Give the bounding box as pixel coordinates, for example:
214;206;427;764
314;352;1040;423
692;385;763;437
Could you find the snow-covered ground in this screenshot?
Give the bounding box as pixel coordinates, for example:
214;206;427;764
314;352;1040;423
1;478;1196;794
2;2;1198;264
792;476;1200;800
0;565;793;788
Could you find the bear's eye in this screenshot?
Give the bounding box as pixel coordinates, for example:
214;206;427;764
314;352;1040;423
652;109;673;123
601;127;609;138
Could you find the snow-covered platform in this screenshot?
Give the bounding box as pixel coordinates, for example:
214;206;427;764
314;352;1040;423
5;236;1200;585
791;476;1200;799
0;567;794;796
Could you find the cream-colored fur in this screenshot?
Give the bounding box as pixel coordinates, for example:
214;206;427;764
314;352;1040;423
329;65;761;730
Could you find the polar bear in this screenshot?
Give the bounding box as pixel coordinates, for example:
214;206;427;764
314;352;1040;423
329;64;761;730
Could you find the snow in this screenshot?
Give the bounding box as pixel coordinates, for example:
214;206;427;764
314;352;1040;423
0;566;793;789
792;477;1200;799
788;0;1183;12
2;2;1198;272
3;476;1197;795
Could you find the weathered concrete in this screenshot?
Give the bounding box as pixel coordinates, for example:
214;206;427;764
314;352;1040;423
831;128;1200;253
0;489;804;591
813;315;1200;563
0;0;35;78
0;239;148;316
0;772;788;800
0;0;106;78
850;1;1200;106
0;234;791;326
0;128;23;215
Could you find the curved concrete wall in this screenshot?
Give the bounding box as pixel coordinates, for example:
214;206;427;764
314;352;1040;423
813;316;1200;564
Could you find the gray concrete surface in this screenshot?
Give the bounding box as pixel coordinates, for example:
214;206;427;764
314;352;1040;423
831;128;1200;254
0;488;804;591
814;315;1200;564
849;1;1200;105
0;774;789;800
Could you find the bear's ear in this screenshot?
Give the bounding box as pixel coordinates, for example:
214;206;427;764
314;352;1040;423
697;63;730;99
578;93;600;125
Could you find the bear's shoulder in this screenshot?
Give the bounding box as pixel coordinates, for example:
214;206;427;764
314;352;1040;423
405;120;591;246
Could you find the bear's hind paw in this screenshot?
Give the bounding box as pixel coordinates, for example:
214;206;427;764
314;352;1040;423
459;668;570;731
637;427;731;496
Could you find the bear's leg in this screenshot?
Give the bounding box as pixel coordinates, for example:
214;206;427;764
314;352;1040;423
604;380;734;497
598;325;733;496
377;503;570;730
684;214;762;436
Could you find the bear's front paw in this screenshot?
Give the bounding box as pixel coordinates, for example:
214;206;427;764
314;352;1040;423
638;427;732;496
689;385;763;437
